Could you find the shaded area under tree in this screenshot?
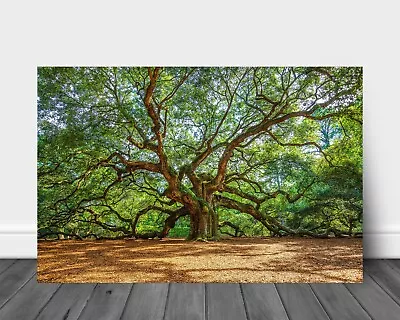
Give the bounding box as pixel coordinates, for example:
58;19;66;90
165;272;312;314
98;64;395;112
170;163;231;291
37;238;363;283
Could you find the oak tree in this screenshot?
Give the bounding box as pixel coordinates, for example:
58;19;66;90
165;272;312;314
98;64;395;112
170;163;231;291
38;67;362;240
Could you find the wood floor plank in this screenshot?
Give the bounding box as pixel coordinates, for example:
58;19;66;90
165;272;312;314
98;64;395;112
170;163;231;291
35;284;96;320
310;283;371;320
77;284;132;320
0;260;37;309
241;283;289;320
0;260;16;275
364;259;400;305
384;259;400;279
0;276;60;320
275;284;329;320
3;259;400;320
120;284;169;320
164;283;205;320
207;284;247;320
345;273;400;319
386;259;400;270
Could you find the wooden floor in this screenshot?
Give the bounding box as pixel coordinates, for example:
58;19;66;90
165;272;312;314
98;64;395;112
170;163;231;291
0;260;400;319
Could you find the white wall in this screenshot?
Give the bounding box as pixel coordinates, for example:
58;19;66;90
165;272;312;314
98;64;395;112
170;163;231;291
0;1;399;258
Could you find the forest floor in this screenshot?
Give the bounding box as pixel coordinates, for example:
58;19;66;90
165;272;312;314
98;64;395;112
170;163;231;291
37;237;363;283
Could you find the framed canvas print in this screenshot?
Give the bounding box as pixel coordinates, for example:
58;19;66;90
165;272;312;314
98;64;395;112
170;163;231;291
37;67;362;283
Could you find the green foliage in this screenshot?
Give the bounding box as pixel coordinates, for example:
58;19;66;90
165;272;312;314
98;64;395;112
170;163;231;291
37;67;362;239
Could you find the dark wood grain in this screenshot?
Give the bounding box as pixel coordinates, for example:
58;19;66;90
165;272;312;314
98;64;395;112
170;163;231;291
310;283;371;320
35;284;96;320
0;260;36;309
0;260;15;275
0;276;60;320
346;273;400;319
241;284;288;320
207;283;247;320
386;259;400;272
275;284;329;320
364;259;400;305
77;284;132;320
120;283;169;320
164;283;205;320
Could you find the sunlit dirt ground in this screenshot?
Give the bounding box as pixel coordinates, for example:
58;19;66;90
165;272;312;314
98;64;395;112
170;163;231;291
37;237;363;283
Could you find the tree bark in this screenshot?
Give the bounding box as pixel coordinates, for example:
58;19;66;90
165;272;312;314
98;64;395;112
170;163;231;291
198;207;208;240
187;207;208;240
188;210;200;240
209;204;219;240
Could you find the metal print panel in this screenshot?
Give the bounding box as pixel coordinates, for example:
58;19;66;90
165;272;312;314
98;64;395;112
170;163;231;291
37;67;363;283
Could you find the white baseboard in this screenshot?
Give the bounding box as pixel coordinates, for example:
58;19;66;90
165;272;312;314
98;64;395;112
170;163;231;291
363;233;400;259
0;226;399;259
0;234;37;258
0;224;36;258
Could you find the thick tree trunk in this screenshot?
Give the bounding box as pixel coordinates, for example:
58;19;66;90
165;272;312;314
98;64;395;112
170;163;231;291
185;205;212;241
187;205;220;241
188;210;200;240
178;188;221;241
198;207;208;240
209;207;219;240
188;207;208;240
